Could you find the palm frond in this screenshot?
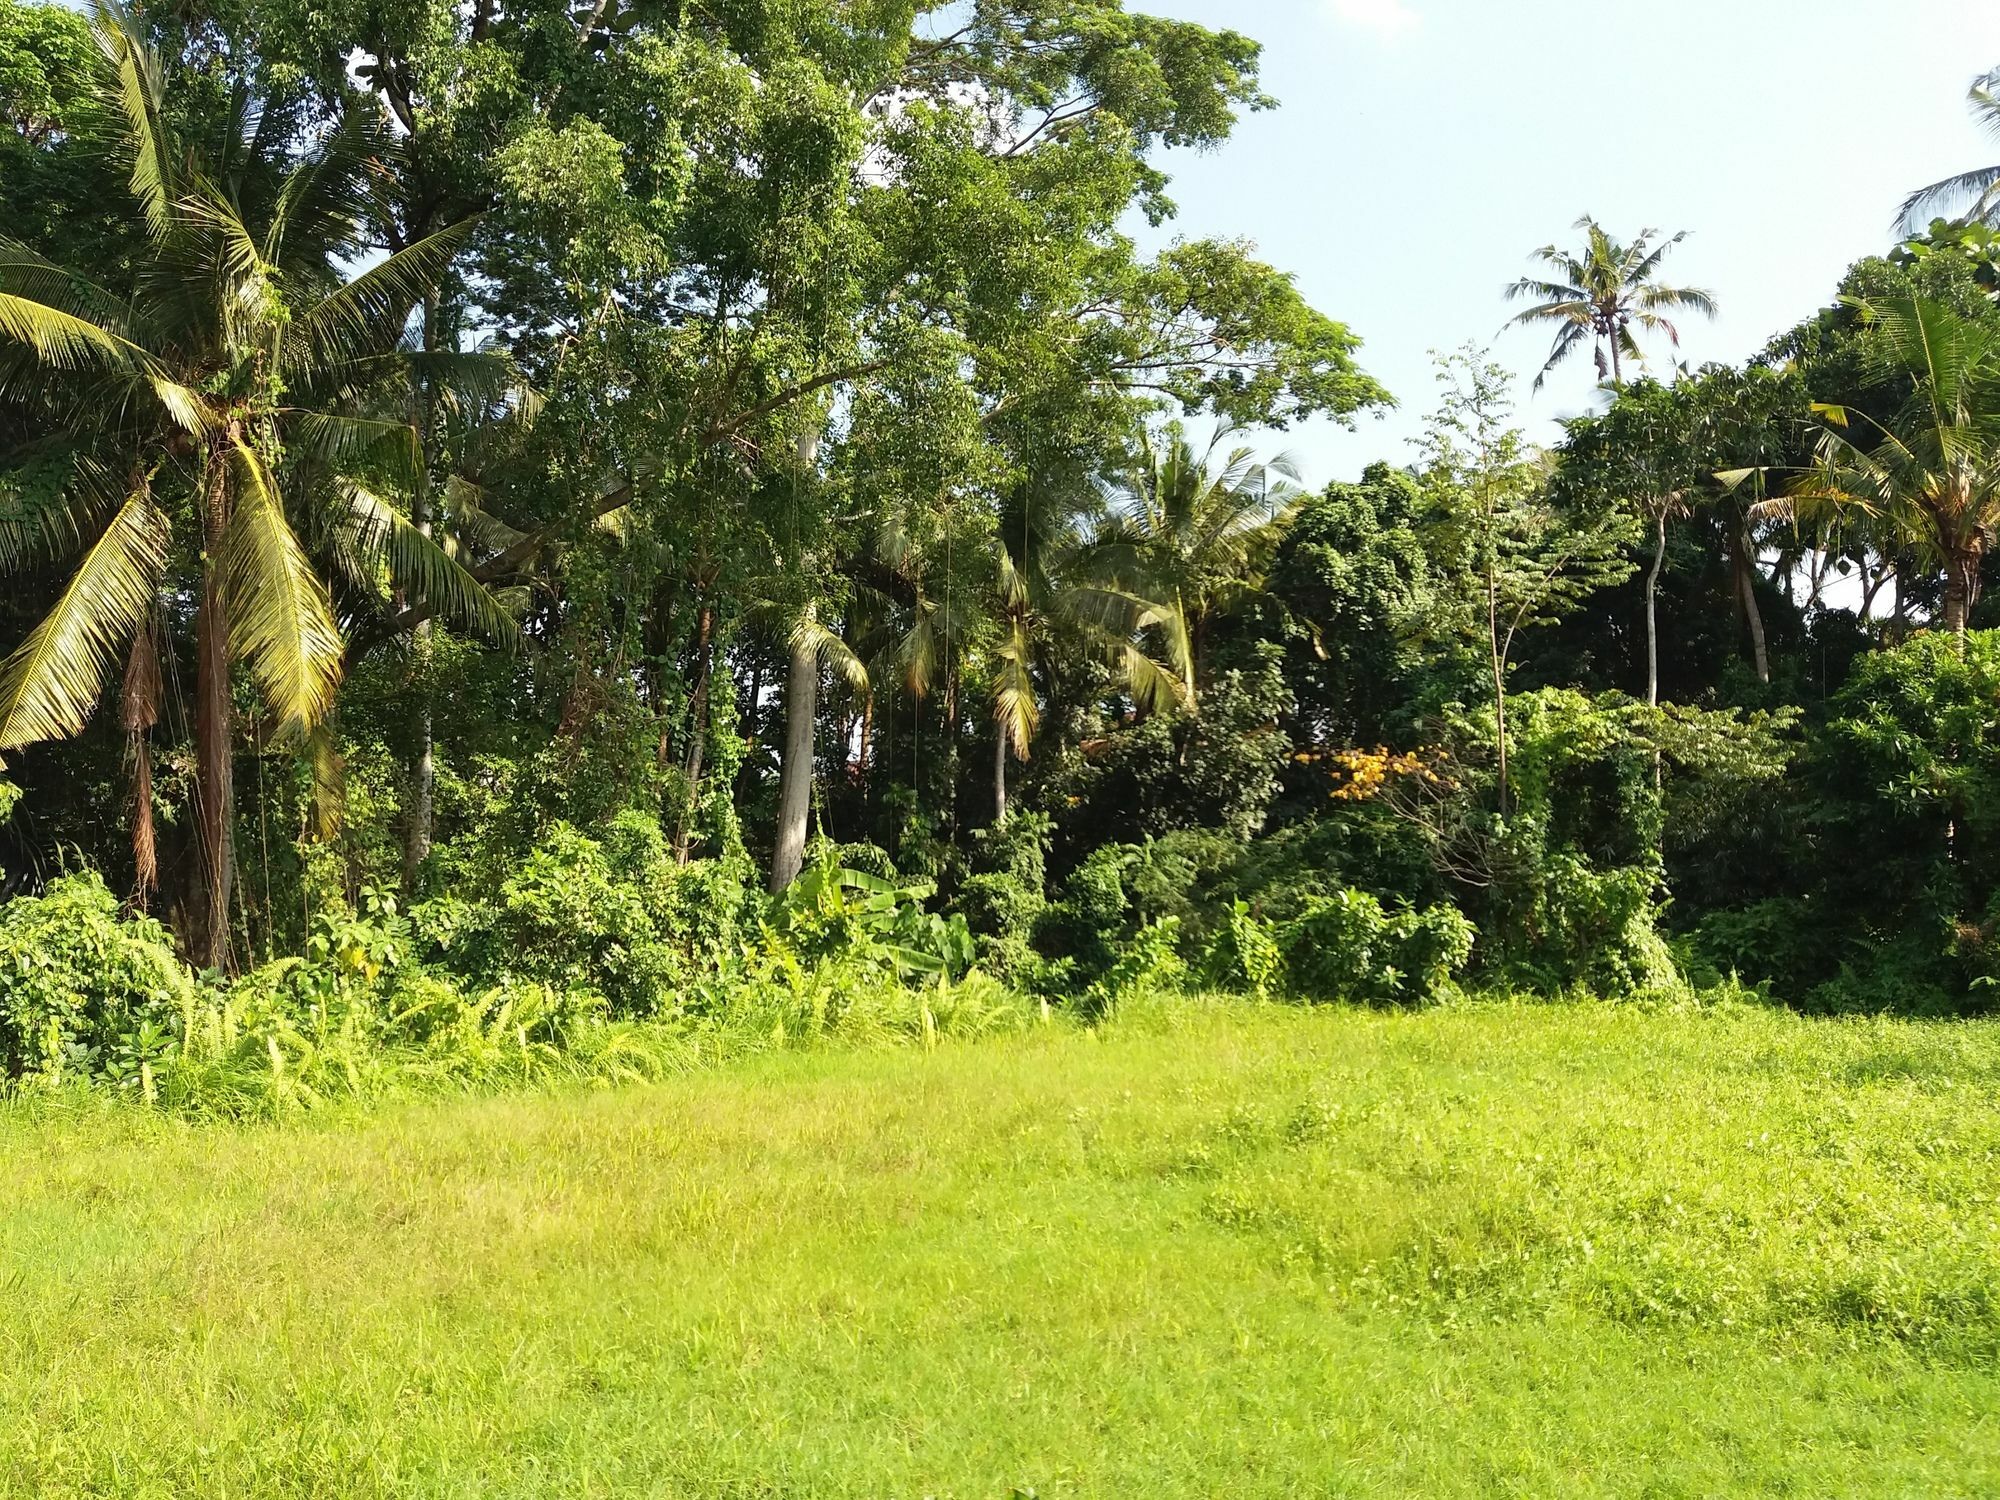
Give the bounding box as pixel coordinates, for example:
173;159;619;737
791;614;869;690
440;476;527;552
0;453;127;574
221;440;344;732
94;2;173;238
304;721;345;840
991;616;1038;760
0;484;167;753
1532;320;1591;391
1120;642;1184;715
288;411;422;482
338;480;521;647
0;239;131;332
286;216;482;377
1503;279;1588;307
0;292;154;375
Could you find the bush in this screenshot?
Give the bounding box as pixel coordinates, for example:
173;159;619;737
1083;917;1188;1016
1201;900;1283;999
0;872;194;1085
414;817;752;1014
766;854;975;981
957;813;1052;983
1278;889;1474;1007
1772;629;2000;1011
1032;843;1134;988
1042;644;1295;856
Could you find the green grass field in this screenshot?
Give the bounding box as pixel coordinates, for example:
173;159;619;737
5;998;2000;1497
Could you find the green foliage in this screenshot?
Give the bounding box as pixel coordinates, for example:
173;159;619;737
415;816;751;1013
1472;691;1676;994
1278;889;1474;1007
0;870;193;1084
1082;916;1187;1016
1032;841;1133;988
768;853;975;981
1200;899;1282;999
1265;461;1471;749
1736;629;2000;1013
1045;643;1294;851
2;0;1995;1043
958;811;1053;981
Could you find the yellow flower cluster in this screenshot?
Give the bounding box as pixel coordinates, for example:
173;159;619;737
1312;746;1453;802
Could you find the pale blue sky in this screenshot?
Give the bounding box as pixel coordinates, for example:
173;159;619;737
1132;0;2000;485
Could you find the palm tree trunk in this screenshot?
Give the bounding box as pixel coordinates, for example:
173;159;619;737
1944;549;1981;647
1645;507;1666;706
770;621;818;892
402;295;440;893
674;602;715;865
122;628;160;907
194;456;234;970
993;726;1008;825
1488;561;1509;818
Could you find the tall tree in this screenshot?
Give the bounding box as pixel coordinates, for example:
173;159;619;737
1900;67;2000;233
1422;349;1636;812
1553;366;1809;700
1081;422;1301;711
1504;217;1715;391
0;9;491;963
1792;296;2000;646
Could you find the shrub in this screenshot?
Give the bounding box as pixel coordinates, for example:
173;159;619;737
1033;843;1133;985
1278;889;1474;1007
767;855;976;982
1201;900;1283;1000
0;872;194;1085
1774;629;2000;1011
958;813;1052;982
413;818;751;1014
1042;644;1295;856
1083;917;1188;1016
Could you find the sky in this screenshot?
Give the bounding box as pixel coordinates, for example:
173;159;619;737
1127;0;2000;487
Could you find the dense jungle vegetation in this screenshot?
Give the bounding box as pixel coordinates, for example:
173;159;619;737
7;0;2000;1111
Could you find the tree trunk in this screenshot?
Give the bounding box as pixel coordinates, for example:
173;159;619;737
1177;591;1199;712
403;644;434;887
1645;507;1666;707
1488;563;1508;818
122;627;160;907
402;296;441;893
674;602;715;865
194;457;234;970
1944;547;1982;648
1729;520;1770;683
992;726;1008;825
769;622;818;892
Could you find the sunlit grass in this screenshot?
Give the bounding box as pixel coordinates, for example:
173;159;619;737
4;997;2000;1496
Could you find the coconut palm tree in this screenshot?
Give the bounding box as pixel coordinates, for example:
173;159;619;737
0;7;501;963
1504;217;1716;391
1901;68;2000;233
1789;296;2000;646
1079;422;1302;712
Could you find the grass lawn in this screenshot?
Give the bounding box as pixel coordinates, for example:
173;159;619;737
5;997;2000;1497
